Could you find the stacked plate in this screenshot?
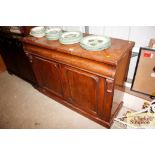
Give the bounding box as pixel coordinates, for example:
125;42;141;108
59;31;83;44
30;27;45;38
80;35;111;51
45;28;62;40
30;28;111;52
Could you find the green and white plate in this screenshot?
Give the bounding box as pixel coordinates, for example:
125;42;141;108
59;31;83;44
30;32;45;38
30;26;45;38
45;28;62;40
31;26;45;34
80;35;111;51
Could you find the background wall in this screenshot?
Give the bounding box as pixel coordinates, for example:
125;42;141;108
62;26;155;81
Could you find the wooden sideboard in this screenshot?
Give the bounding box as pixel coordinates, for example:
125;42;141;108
22;36;135;128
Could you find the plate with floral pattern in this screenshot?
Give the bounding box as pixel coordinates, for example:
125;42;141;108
59;31;83;44
45;28;62;40
30;26;45;38
80;35;111;51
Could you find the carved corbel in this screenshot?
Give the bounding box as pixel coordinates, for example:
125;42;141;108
106;79;114;93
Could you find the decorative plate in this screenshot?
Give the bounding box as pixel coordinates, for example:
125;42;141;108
30;32;45;38
80;35;111;51
30;26;45;34
45;28;62;40
30;26;45;38
59;31;83;44
114;100;155;129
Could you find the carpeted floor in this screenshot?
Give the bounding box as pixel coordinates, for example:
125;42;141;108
0;71;130;129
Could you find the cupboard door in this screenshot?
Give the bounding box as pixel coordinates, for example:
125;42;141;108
32;56;63;97
62;66;102;115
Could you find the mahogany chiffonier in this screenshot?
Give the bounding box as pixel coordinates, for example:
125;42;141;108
22;36;135;128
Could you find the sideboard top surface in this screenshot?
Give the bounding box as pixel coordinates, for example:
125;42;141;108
22;36;135;65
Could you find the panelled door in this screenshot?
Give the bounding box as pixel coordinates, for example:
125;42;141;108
32;56;63;97
61;65;106;116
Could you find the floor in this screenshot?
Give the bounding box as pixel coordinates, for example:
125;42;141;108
0;71;130;129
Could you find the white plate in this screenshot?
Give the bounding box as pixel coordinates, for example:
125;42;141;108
80;35;111;51
45;28;61;35
30;26;45;34
30;32;45;38
59;31;83;44
81;35;110;46
60;31;82;39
